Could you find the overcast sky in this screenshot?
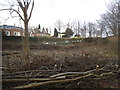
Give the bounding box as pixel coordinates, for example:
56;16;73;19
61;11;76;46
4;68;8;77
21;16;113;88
0;0;111;32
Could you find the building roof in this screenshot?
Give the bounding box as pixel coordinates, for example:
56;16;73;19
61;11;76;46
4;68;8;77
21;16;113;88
0;25;23;30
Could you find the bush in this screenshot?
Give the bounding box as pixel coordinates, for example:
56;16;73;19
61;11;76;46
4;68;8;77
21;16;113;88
82;37;109;44
2;36;22;42
82;38;94;43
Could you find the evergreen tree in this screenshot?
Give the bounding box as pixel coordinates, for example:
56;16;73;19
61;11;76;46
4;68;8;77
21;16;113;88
38;24;41;29
53;28;58;37
65;28;73;38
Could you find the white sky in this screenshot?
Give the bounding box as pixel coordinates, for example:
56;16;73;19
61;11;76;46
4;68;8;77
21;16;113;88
0;0;111;33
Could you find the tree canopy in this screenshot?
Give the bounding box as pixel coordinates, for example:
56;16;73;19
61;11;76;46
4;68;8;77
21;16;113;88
65;28;73;38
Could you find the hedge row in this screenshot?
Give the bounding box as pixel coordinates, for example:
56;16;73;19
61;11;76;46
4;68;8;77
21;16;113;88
82;37;109;44
2;36;67;43
2;36;109;44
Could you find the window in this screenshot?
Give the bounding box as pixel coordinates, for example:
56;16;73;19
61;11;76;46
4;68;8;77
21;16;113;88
17;32;20;36
14;32;20;36
5;31;10;36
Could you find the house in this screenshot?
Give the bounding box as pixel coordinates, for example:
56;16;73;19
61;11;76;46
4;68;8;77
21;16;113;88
58;32;66;38
29;29;42;37
0;25;23;36
29;28;50;37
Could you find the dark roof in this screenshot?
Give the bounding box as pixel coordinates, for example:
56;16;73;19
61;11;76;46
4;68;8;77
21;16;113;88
0;25;23;30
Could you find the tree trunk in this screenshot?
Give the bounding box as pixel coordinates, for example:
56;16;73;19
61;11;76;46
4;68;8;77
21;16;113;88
117;5;119;37
105;29;109;37
100;29;103;38
89;31;92;38
22;13;30;61
22;21;30;61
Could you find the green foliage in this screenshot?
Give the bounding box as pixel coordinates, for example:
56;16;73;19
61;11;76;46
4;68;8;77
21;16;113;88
53;28;58;37
65;28;73;38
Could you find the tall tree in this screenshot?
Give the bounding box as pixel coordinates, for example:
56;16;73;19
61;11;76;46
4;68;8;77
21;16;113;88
18;0;34;61
38;24;41;29
81;22;87;38
0;0;34;61
97;20;109;37
87;22;96;37
73;20;81;37
99;0;119;36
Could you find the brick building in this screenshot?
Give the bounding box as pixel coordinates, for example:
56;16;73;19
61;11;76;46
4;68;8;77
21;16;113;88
0;25;23;36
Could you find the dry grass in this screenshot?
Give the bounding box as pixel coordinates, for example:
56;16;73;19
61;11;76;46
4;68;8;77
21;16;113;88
2;40;118;72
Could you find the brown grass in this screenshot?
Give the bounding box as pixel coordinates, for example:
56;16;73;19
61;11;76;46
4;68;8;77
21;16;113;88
2;40;118;72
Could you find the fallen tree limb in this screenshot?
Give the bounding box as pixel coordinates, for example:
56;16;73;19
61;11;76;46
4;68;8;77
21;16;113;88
12;71;117;89
2;78;51;83
12;73;93;89
50;68;105;78
2;74;49;79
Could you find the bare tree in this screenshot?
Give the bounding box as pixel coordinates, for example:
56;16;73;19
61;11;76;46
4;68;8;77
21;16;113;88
71;20;77;36
87;22;95;37
71;20;81;37
97;20;109;37
99;0;119;36
0;0;34;61
81;21;87;38
54;19;64;33
77;21;81;36
66;20;70;28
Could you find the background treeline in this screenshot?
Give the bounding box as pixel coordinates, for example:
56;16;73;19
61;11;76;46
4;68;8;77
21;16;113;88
53;0;119;38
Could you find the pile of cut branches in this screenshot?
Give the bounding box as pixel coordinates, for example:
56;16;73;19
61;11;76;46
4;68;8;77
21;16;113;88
2;67;119;89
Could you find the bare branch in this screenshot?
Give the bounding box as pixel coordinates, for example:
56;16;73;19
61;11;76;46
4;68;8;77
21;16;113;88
23;0;26;6
17;0;24;12
0;8;12;11
0;8;24;21
12;9;24;21
26;0;31;10
27;0;34;21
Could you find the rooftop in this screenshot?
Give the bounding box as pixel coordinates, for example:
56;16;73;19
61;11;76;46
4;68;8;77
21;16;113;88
0;25;23;30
